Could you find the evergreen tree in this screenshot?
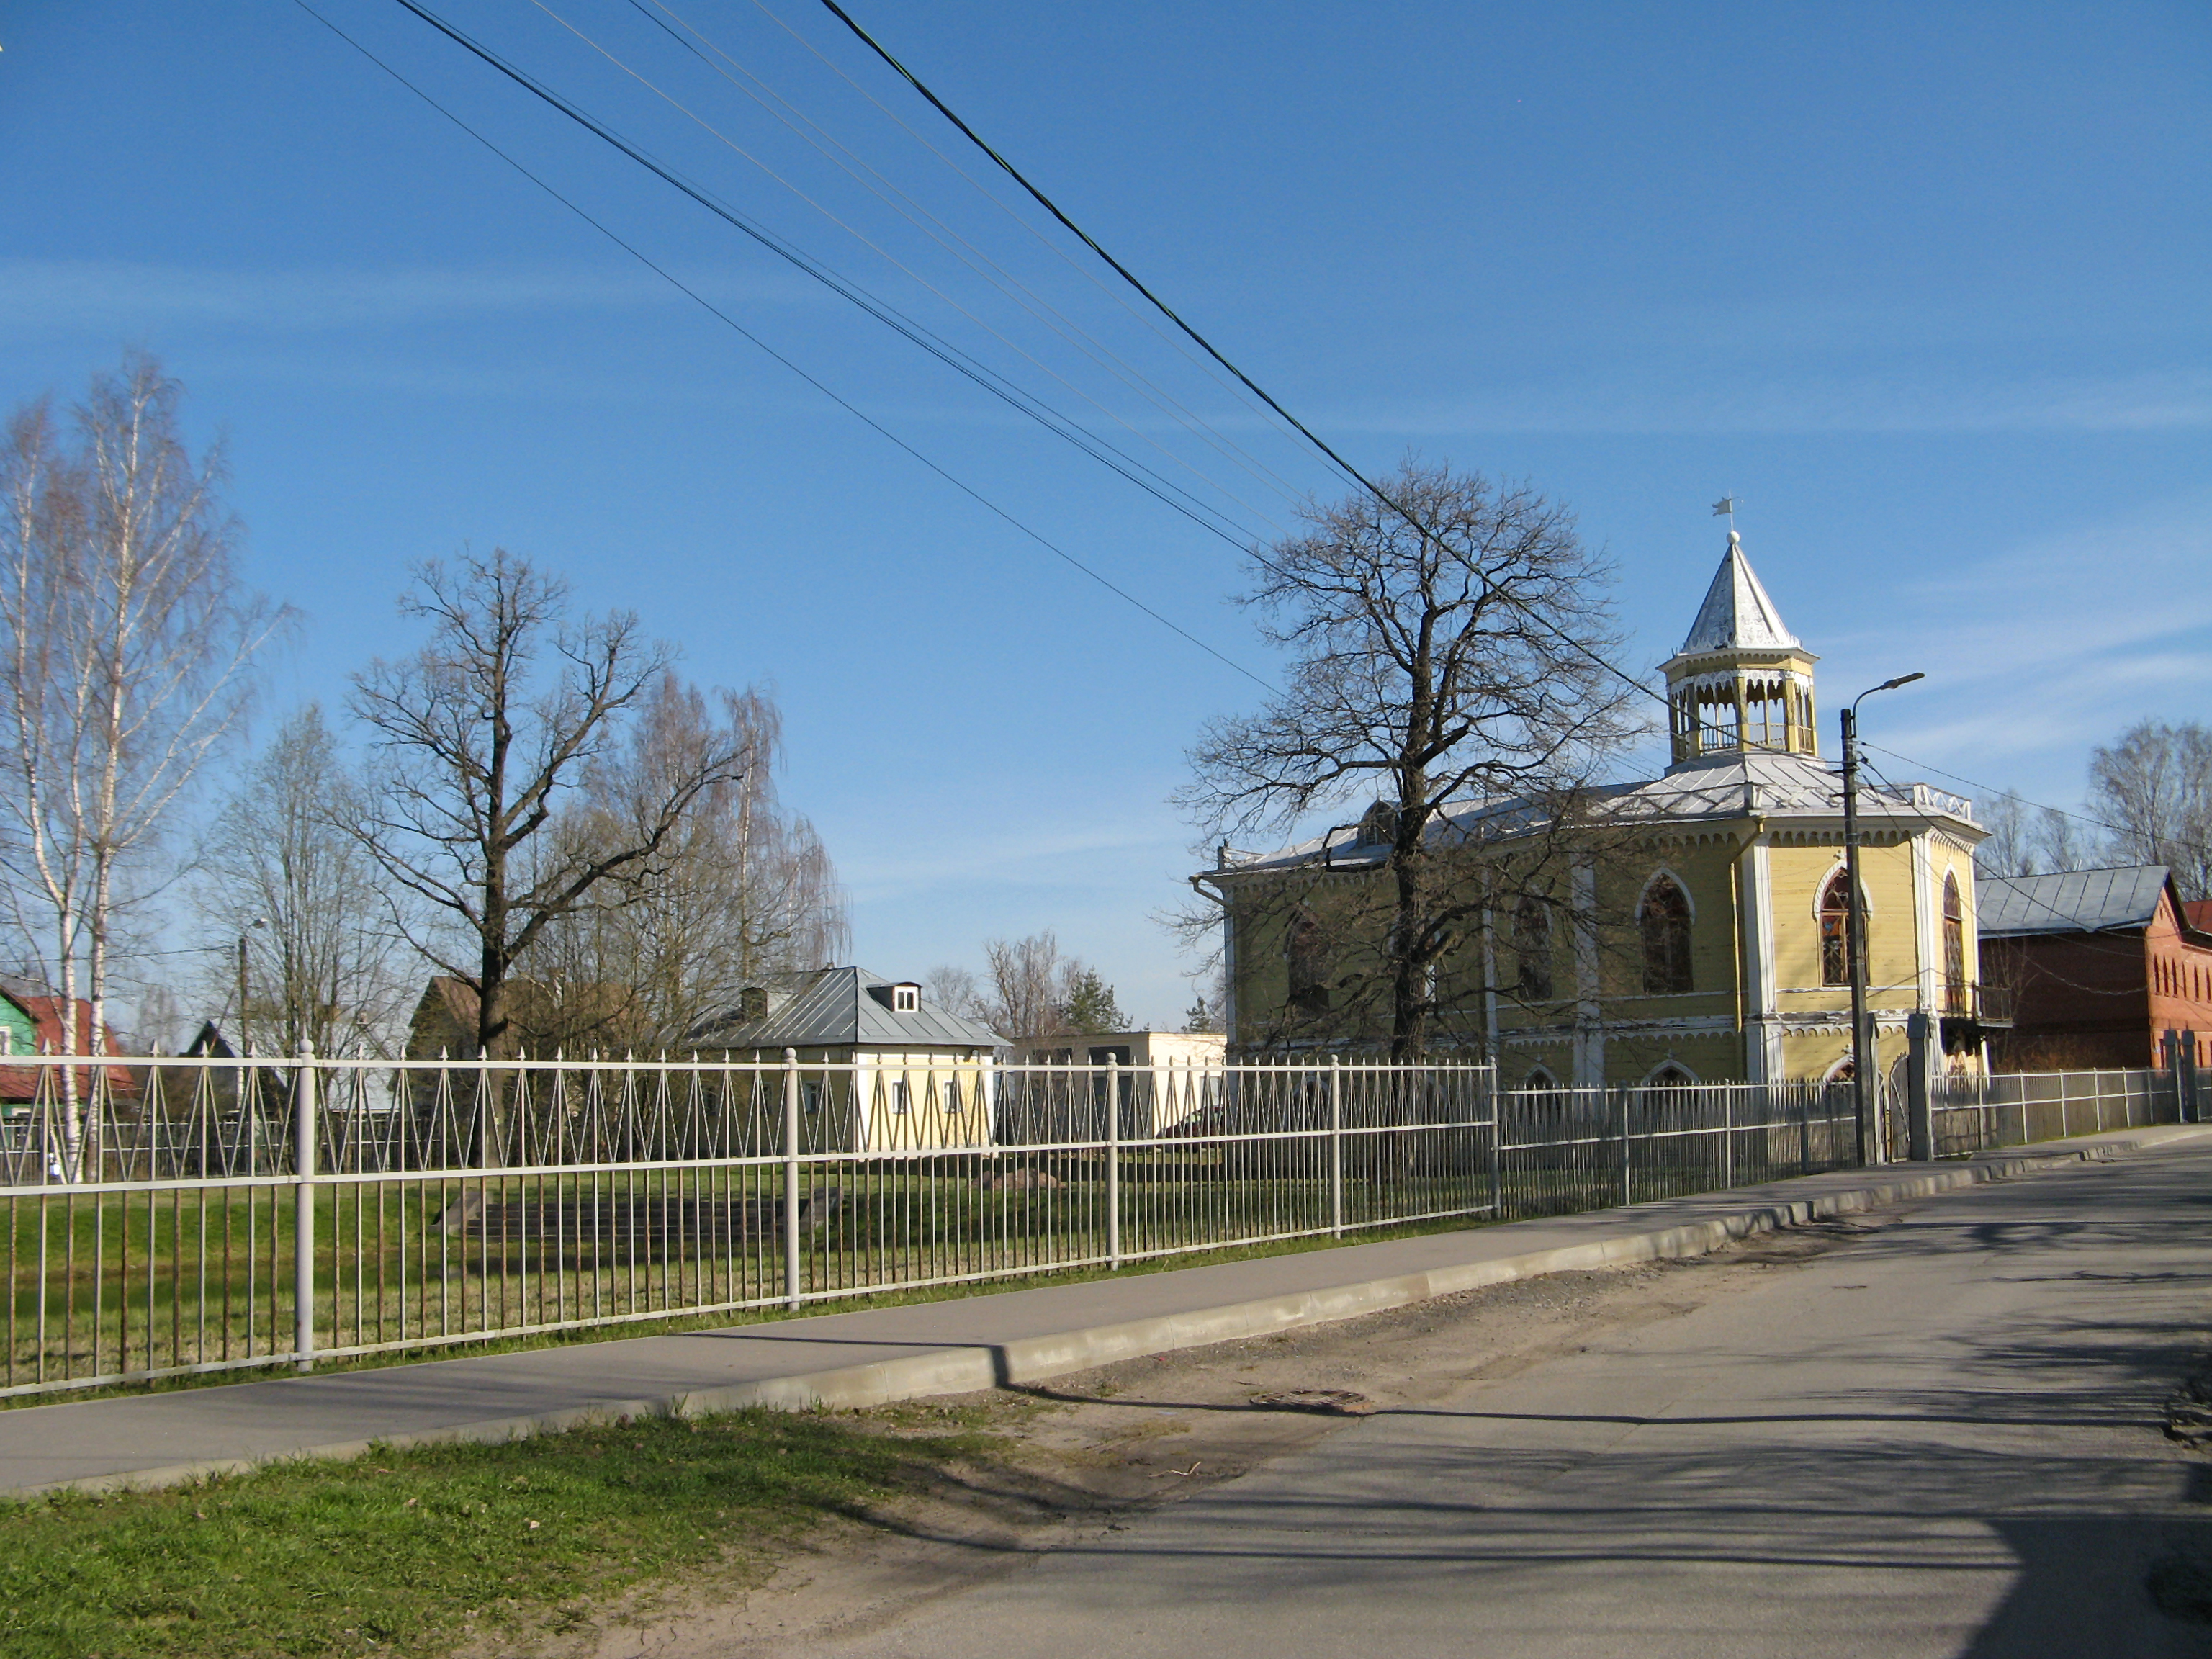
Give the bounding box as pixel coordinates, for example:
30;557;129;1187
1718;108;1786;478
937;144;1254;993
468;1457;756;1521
1061;968;1125;1035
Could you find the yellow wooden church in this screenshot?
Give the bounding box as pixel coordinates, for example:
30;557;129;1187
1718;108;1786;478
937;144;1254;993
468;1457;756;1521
1205;533;1999;1089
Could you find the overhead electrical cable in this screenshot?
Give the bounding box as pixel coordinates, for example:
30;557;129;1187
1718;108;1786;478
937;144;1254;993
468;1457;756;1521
627;0;1309;515
812;0;1393;510
1861;742;2212;866
289;0;1274;693
806;0;1796;751
814;0;2143;825
527;0;1292;541
384;0;1270;554
744;0;1304;444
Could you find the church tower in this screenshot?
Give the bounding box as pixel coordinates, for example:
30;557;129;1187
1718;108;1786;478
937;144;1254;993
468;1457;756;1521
1659;532;1820;770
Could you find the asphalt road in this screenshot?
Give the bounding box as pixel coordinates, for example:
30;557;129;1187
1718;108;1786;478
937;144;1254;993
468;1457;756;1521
809;1144;2212;1659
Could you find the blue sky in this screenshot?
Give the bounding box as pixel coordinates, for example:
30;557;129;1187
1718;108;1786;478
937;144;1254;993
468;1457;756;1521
4;0;2207;1024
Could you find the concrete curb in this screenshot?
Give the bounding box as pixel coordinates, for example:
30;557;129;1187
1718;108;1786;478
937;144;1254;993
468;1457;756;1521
27;1125;2207;1498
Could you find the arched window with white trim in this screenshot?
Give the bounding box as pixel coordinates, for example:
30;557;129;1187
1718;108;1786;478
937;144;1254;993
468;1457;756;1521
1286;907;1331;1018
1819;868;1856;987
1639;875;1694;995
1513;897;1554;1002
1943;872;1967;1014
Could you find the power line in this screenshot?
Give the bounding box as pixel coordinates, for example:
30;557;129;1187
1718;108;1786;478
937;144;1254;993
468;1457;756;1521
1861;742;2212;867
631;0;1311;516
384;0;1272;555
531;0;1294;541
808;1;2212;868
289;0;1274;693
752;0;1312;440
812;0;1393;511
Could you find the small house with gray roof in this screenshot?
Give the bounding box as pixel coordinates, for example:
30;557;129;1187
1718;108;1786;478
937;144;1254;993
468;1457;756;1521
690;967;1002;1151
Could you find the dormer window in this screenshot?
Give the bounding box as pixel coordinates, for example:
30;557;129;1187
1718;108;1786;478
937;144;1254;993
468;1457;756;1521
739;986;768;1022
891;983;920;1013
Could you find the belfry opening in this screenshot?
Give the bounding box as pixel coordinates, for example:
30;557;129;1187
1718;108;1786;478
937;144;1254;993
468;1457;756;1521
1660;531;1820;768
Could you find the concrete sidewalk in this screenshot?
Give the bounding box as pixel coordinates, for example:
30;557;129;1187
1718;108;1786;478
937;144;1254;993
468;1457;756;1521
4;1123;2204;1497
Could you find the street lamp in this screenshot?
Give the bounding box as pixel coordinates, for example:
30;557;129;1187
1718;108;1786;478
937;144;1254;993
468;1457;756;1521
1842;673;1924;1165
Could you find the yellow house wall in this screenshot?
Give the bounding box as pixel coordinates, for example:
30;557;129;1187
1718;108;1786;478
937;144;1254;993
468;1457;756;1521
1226;821;1977;1089
857;1050;997;1151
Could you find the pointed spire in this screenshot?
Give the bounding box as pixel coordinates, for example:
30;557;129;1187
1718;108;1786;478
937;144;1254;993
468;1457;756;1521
1677;531;1800;655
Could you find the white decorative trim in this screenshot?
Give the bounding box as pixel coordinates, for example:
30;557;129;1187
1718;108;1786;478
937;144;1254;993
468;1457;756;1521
1638;866;1697;923
1813;859;1875;917
1638;1058;1701;1087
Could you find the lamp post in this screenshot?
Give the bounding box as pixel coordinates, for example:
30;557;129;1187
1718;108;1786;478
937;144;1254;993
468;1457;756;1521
1842;674;1924;1165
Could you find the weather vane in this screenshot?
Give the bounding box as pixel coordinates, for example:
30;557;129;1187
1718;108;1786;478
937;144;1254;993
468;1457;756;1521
1712;493;1739;534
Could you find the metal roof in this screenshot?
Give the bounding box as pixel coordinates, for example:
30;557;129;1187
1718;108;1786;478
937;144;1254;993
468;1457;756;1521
1977;866;2173;937
691;966;1002;1051
1676;533;1802;655
1214;750;1972;878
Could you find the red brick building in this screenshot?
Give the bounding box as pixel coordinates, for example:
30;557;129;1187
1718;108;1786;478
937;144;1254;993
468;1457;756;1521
1979;866;2212;1071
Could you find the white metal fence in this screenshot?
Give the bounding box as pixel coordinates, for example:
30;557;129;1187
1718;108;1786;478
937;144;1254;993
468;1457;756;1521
1922;1068;2179;1159
0;1053;2171;1399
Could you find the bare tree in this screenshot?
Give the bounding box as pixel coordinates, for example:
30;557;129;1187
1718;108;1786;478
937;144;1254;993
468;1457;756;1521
2090;719;2212;898
0;357;281;1169
525;674;848;1045
349;550;742;1062
980;930;1085;1043
1972;791;2035;879
922;963;989;1023
1973;789;2095;881
193;704;414;1055
1179;461;1639;1056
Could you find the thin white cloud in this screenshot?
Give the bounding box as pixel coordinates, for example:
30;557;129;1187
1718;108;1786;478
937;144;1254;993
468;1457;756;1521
1825;499;2212;804
0;258;821;333
1338;368;2212;436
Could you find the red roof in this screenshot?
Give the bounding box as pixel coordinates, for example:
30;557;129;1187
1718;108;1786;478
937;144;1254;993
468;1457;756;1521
2186;899;2212;936
0;994;138;1104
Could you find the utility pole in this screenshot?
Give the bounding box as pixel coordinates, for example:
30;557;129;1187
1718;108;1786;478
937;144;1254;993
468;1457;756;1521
1843;674;1923;1166
236;916;266;1055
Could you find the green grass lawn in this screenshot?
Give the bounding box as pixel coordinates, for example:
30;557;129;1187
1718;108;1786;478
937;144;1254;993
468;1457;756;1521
0;1404;991;1658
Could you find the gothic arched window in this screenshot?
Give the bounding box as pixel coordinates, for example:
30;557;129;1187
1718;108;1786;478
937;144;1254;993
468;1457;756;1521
1639;876;1694;995
1819;868;1855;987
1943;873;1968;1013
1286;907;1331;1018
1513;897;1554;1002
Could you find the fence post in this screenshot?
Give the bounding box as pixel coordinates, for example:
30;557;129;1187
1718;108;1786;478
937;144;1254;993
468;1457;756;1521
1105;1055;1121;1267
294;1042;318;1373
1619;1087;1633;1208
1906;1011;1935;1162
1328;1055;1344;1238
783;1048;801;1312
1485;1068;1503;1220
1722;1084;1735;1189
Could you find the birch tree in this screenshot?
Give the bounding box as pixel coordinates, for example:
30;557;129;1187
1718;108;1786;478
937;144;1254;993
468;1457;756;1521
0;358;280;1169
194;703;414;1055
2090;719;2212;898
